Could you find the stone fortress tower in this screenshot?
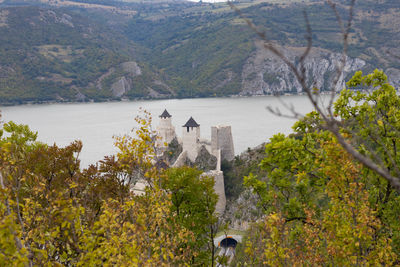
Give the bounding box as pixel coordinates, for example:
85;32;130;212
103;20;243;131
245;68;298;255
155;109;176;148
211;125;235;162
182;117;200;162
155;109;234;214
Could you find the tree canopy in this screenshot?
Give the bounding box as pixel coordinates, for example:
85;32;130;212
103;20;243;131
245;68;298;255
2;70;400;265
233;70;400;265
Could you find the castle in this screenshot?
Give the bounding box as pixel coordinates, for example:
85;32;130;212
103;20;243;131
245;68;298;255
155;109;234;214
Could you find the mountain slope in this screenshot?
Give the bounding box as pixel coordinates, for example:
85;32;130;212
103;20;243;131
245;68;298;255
124;1;400;95
1;0;400;104
0;6;171;104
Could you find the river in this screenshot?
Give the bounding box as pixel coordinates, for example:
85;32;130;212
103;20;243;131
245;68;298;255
1;95;316;167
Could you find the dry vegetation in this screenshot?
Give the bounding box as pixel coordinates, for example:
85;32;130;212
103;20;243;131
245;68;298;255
38;0;137;16
36;45;83;63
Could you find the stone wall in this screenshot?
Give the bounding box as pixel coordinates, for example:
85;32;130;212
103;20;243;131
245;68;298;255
172;150;187;168
211;125;235;162
203;170;226;215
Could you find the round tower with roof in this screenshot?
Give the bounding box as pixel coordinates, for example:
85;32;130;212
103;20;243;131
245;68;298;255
156;109;176;147
182;116;200;162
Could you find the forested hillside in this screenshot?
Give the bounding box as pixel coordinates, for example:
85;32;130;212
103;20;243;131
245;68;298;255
0;0;400;104
0;6;168;104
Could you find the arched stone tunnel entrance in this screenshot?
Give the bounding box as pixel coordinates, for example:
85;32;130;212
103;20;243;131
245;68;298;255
219;237;238;248
214;235;242;267
214;234;242;248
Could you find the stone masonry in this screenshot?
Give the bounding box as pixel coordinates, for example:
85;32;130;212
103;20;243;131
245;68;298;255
156;110;235;214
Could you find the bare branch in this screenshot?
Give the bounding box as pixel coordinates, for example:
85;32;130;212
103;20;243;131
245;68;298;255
327;0;356;113
266;95;304;120
230;0;400;192
328;124;400;192
299;10;313;68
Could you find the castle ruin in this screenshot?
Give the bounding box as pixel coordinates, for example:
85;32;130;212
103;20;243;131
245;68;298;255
155;109;234;214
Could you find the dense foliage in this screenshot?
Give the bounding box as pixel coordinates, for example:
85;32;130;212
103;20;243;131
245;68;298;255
2;70;400;265
0;111;219;265
233;70;400;265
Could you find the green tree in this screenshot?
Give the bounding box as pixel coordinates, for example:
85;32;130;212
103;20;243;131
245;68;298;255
163;166;219;266
237;70;400;265
0;111;207;265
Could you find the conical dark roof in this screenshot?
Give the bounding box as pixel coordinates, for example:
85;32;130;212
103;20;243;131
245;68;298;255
183;116;200;127
159;109;172;118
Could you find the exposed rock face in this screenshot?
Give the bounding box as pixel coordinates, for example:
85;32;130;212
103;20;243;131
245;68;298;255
148;87;165;98
42;11;74;27
223;189;263;231
241;42;367;95
111;77;130;97
164;137;182;165
75;90;86;102
194;145;217;171
96;67;115;90
387;68;400;86
121;61;142;76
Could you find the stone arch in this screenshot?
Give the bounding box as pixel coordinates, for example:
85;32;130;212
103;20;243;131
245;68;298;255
219;237;238;248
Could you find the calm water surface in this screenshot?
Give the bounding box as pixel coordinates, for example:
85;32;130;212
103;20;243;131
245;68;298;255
1;96;316;166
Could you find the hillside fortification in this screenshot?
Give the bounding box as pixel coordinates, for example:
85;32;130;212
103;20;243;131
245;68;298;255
156;110;234;214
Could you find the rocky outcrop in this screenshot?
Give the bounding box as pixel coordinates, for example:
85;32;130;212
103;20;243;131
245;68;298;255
387;68;400;86
95;61;143;97
121;61;142;76
74;88;86;102
41;10;74;27
223;189;263;231
164;137;182;165
111;77;130;97
241;41;367;95
194;145;217;171
96;67;115;90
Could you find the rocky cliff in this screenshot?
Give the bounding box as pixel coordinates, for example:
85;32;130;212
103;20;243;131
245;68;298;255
240;41;400;95
241;41;367;95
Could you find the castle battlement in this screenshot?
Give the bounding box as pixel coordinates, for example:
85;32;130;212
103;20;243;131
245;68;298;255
155;109;234;214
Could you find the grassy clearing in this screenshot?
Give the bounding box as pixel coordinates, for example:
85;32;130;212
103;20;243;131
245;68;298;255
36;45;83;63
